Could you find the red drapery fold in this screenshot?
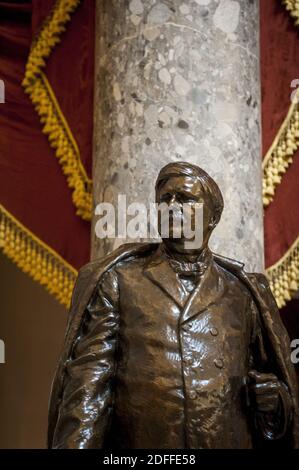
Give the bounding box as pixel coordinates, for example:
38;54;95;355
0;0;93;273
261;0;299;269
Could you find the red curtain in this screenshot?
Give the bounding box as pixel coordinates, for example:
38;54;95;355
0;0;94;272
261;0;299;269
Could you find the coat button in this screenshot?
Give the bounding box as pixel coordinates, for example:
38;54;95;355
214;358;224;369
189;390;197;400
210;327;218;336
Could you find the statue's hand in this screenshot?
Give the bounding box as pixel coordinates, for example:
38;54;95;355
248;370;280;414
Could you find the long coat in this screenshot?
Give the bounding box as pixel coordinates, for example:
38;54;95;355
48;243;299;449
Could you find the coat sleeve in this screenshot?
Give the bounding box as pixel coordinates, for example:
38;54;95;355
249;297;293;441
52;269;120;449
248;273;299;447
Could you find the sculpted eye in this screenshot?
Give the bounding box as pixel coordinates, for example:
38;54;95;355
160;193;172;202
179;194;195;204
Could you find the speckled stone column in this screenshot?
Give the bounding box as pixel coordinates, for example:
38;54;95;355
92;0;264;271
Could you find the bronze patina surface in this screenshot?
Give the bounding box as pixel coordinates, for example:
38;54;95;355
48;162;299;449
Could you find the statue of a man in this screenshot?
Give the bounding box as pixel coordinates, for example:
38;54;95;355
48;162;298;449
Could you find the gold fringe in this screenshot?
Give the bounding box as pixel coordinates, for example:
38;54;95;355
263;87;299;207
0;204;78;308
266;236;299;309
22;0;92;221
282;0;299;27
22;0;80;88
263;0;299;308
29;72;92;220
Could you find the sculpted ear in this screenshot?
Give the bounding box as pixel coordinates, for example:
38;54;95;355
208;214;218;230
210;204;223;227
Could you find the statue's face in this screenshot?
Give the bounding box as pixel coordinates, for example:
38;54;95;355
156;175;215;253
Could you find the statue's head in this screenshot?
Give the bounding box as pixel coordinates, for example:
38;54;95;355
155;162;224;254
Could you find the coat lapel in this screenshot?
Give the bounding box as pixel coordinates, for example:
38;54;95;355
143;248;189;308
180;260;226;324
143;245;225;316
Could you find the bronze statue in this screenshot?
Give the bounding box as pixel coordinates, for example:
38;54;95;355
48;162;299;449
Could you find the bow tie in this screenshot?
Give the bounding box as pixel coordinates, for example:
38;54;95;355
164;249;212;277
168;258;208;276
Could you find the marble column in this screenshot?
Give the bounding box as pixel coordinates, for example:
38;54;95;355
92;0;264;271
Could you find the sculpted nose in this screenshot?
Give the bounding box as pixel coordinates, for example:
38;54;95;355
169;194;176;205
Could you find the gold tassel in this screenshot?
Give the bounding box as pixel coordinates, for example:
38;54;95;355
263;0;299;206
264;0;299;207
266;237;299;309
263;88;299;207
22;0;80;89
0;204;78;308
22;0;92;221
282;0;299;27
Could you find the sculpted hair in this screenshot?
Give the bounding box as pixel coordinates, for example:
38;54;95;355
155;161;224;223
